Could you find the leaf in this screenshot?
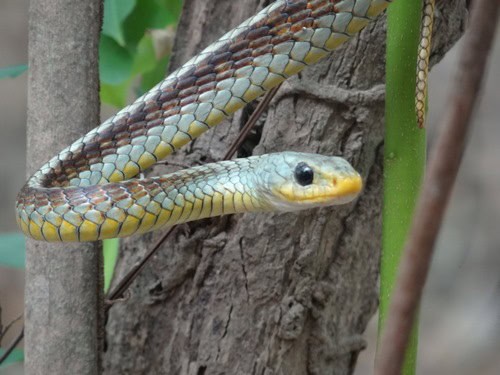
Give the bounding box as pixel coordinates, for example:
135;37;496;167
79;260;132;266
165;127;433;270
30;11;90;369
156;0;183;25
0;348;24;368
100;80;131;108
132;33;157;75
140;55;170;94
0;233;25;269
123;0;173;47
99;35;133;85
102;0;137;46
0;64;28;79
103;239;119;293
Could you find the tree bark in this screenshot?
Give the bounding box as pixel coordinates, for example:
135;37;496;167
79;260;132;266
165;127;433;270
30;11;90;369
25;1;103;374
104;1;467;374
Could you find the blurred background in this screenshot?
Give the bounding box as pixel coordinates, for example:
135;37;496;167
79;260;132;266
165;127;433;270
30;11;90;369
1;0;499;373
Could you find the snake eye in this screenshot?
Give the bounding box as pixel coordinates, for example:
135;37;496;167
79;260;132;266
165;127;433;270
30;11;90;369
294;162;314;186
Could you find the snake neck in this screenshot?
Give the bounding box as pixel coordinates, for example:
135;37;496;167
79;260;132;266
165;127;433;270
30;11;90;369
16;156;273;241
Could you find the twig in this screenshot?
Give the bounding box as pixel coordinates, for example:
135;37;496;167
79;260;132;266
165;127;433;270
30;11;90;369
0;314;22;342
223;84;281;160
105;227;175;312
105;84;281;310
0;328;24;366
154;160;193;169
375;1;499;374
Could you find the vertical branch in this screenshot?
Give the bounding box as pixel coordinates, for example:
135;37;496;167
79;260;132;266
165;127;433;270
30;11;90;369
25;1;103;374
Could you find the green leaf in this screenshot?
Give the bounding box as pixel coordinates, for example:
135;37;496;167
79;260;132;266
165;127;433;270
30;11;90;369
100;79;131;108
102;0;137;46
140;55;170;94
0;64;28;79
103;239;119;293
0;348;24;368
99;35;133;85
123;0;172;47
132;33;157;75
0;233;25;269
157;0;183;25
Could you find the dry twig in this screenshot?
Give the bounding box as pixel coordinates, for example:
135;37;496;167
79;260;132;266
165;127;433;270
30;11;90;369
0;327;24;366
0;314;22;342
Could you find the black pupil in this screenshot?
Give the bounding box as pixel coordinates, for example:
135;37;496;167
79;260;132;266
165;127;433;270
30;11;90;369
294;162;314;186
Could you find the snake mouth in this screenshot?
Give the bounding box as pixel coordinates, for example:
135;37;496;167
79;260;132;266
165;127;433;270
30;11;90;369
270;174;363;210
333;174;363;200
305;174;363;205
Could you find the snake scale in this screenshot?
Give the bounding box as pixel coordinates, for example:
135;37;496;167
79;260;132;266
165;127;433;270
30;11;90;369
16;0;394;242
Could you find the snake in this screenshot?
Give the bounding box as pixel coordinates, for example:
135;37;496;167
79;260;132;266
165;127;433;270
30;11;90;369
416;0;435;128
16;0;398;242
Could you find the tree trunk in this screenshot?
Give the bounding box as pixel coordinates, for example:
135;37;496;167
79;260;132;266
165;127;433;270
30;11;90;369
25;0;103;374
104;1;467;374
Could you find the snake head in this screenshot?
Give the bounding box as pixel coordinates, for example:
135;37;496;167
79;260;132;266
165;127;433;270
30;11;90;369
256;152;363;212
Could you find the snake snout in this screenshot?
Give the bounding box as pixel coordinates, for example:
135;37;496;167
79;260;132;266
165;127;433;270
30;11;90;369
332;173;363;204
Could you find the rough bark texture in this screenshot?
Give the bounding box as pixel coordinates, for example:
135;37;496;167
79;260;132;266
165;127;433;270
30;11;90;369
104;1;466;374
25;1;103;374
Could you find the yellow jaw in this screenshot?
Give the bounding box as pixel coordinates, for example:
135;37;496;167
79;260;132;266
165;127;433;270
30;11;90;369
275;174;363;208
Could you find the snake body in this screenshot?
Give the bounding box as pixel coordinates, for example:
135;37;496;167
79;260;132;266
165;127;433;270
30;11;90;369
17;0;391;242
416;0;435;128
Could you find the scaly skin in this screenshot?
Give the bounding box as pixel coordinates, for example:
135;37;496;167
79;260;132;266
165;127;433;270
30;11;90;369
17;0;391;242
17;152;362;241
416;0;435;128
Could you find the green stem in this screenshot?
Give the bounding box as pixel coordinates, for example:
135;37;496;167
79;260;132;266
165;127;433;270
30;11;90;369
379;1;426;373
103;238;119;292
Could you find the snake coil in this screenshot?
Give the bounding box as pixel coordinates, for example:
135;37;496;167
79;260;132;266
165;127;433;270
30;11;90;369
17;0;391;242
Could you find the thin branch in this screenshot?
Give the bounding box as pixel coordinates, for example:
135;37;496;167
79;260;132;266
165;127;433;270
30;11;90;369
105;227;175;313
223;84;281;160
154;160;193;169
0;328;24;366
0;314;22;342
375;0;499;374
105;84;281;311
